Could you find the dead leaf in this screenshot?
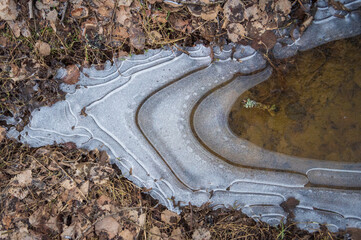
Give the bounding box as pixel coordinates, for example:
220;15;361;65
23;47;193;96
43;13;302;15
138;213;146;227
149;226;161;240
171;227;183;240
8;187;29;199
0;126;5;142
29;206;58;232
95;216;120;239
62;65;80;85
169;15;190;33
188;5;220;21
79;180;89;196
117;0;133;7
11;169;32;187
224;0;245;23
227;23;246;42
113;26;129;39
275;0;291;15
98;6;112;18
0;36;7;47
244;5;261;21
35;41;51;56
148;0;162;4
0;0;18;21
116;6;131;27
163;2;183;13
192;228;211;240
161;210;180;225
60;179;76;190
151;11;167;24
71;6;89;18
119;229;134;240
19;20;31;38
46;9;58;32
128;26;145;50
148;30;162;44
200;5;220;21
96;195;112;206
6;20;21;37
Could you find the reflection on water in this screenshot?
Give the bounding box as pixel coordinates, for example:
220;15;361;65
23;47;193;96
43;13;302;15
229;36;361;162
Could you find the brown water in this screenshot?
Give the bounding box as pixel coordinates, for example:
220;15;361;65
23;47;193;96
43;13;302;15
229;36;361;162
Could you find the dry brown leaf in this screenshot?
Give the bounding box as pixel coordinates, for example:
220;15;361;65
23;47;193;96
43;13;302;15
97;195;112;206
7;20;20;37
98;6;112;18
171;227;183;240
71;6;89;18
192;228;211;240
161;210;180;225
117;0;133;7
149;226;161;240
224;0;245;23
62;65;80;85
244;5;261;21
0;0;18;21
0;126;5;142
93;0;115;8
79;180;89;196
61;223;82;240
95;216;120;239
116;6;131;27
169;15;190;33
119;229;134;240
227;23;246;42
19;20;31;38
0;36;7;47
113;26;129;39
9;63;27;81
8;187;29;199
275;0;291;15
149;30;162;44
46;9;58;23
60;179;76;190
188;5;221;21
35;40;51;56
151;11;167;24
148;0;162;4
138;213;146;226
128;26;145;50
11;169;32;187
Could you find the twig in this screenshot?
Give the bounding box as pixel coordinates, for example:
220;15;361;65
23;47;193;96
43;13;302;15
60;1;68;24
28;0;34;19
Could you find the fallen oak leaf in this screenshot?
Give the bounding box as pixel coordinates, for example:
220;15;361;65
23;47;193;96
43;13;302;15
0;0;18;21
35;40;51;57
62;65;80;85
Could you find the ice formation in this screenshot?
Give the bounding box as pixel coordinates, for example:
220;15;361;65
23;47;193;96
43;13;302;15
7;0;361;232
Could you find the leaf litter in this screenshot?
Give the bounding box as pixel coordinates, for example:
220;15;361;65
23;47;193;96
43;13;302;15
0;0;360;239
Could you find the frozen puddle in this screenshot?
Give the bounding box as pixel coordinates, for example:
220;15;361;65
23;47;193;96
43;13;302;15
8;0;361;232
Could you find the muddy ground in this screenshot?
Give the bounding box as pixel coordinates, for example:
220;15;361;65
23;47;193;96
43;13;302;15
0;0;360;239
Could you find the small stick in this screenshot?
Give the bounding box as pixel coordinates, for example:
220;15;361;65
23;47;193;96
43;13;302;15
28;0;34;19
60;1;68;24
